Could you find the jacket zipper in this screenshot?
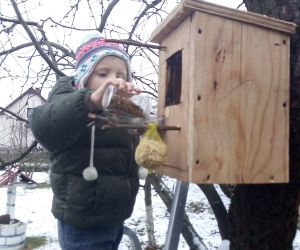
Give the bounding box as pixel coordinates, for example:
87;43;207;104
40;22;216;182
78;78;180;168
124;139;135;217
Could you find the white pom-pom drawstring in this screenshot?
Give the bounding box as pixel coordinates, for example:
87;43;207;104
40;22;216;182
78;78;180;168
138;166;149;180
82;125;98;181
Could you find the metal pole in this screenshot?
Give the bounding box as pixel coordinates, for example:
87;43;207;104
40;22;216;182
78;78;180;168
164;181;189;250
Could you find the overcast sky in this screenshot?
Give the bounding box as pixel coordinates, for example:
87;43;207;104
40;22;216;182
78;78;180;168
0;0;245;107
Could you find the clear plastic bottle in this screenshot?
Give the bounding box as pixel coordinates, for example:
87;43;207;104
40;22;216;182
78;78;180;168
101;85;115;108
129;94;151;117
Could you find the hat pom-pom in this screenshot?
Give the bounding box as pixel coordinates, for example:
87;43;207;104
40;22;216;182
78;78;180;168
83;165;98;181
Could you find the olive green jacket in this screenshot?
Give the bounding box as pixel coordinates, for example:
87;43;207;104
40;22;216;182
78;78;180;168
29;76;139;228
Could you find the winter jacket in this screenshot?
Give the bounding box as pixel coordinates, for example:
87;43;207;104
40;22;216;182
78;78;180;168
29;76;139;228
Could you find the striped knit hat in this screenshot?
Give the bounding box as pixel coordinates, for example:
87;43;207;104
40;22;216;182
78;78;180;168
74;32;131;89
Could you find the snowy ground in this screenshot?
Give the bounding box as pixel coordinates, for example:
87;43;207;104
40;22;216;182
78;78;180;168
0;172;299;250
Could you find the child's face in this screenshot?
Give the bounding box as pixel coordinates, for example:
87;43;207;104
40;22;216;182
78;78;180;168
86;56;128;91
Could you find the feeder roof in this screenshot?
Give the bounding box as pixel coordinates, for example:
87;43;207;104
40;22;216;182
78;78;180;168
150;0;296;44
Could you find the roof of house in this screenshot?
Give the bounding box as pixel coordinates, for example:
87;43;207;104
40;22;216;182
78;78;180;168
4;87;46;110
0;87;46;117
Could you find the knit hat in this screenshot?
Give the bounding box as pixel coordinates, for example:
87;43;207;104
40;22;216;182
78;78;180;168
74;32;131;89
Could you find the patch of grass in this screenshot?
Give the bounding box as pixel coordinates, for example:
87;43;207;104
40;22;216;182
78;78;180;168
186;201;208;214
23;236;47;250
27;181;51;189
36;181;51;189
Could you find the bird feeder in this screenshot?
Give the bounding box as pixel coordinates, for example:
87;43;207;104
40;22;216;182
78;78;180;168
150;0;296;184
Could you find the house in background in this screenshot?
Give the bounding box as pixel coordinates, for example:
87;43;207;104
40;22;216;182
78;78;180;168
0;88;46;152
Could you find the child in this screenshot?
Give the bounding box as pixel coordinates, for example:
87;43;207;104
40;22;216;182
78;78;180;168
29;32;141;250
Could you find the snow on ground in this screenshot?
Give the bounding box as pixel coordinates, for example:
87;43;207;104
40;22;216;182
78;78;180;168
0;172;299;249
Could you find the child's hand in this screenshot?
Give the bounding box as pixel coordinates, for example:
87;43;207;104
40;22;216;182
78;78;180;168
88;78;140;112
112;78;141;98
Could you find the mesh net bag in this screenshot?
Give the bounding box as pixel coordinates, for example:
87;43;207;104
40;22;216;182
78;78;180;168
135;122;167;169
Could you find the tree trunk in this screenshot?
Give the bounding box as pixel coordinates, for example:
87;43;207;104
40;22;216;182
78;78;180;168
144;177;157;249
229;1;300;249
229;185;299;250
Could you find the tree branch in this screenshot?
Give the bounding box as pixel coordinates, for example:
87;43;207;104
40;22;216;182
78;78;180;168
0;41;75;58
128;0;163;41
0;16;39;27
98;0;120;32
0;140;38;170
9;0;65;77
144;177;157;247
0;107;29;124
197;184;230;240
105;38;165;50
36;23;59;80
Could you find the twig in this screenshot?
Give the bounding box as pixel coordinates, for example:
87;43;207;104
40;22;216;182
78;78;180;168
98;0;120;32
0;41;74;58
0;107;29;124
9;0;65;77
105;38;166;50
101;124;180;130
128;0;163;41
87;114;180;130
0;140;38;170
36;23;59;79
0;16;39;26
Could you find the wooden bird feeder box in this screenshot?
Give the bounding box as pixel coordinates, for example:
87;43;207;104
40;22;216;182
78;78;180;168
150;0;296;184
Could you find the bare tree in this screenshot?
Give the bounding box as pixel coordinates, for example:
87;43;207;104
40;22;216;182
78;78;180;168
0;0;167;99
0;0;168;169
1;0;299;249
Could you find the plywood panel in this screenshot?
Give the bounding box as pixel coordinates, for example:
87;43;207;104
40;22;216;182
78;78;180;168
151;0;296;43
191;12;289;183
191;12;244;183
155;17;191;181
151;0;292;184
239;24;289;183
184;0;295;34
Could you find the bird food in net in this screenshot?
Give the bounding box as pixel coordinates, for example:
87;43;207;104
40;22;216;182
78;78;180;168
135;122;167;169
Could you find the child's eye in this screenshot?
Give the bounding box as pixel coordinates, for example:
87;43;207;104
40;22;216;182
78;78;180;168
97;73;107;77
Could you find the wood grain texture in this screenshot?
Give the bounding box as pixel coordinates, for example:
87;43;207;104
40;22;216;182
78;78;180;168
190;12;289;183
151;1;290;184
184;0;296;34
150;0;296;43
191;12;245;183
154;17;191;181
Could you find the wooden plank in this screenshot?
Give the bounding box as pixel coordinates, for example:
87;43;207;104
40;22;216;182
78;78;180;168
152;0;290;184
150;0;296;44
184;0;296;34
187;12;198;182
150;2;192;43
239;24;289;183
191;11;289;183
191;12;244;183
155;17;191;181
